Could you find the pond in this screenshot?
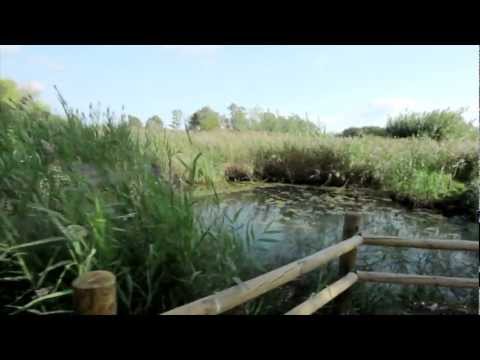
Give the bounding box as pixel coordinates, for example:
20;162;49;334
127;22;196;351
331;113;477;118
199;184;479;314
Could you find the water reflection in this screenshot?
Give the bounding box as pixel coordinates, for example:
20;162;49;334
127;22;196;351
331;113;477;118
198;184;478;313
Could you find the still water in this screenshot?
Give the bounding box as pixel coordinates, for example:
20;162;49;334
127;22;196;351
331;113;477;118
199;184;479;314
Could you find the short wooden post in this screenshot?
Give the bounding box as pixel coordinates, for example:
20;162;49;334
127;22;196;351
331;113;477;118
72;271;117;315
334;212;361;314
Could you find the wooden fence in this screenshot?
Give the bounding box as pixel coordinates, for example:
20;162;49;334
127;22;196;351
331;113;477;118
71;213;479;315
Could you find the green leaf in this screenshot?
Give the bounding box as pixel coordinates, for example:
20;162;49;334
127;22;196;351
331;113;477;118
28;205;69;223
9;289;73;315
0;276;29;281
8;237;65;251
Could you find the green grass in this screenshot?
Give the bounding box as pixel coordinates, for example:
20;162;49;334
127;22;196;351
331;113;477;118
137;129;477;217
1;97;478;315
0;102;262;315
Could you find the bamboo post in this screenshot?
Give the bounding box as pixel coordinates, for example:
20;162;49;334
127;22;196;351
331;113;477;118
334;212;361;314
72;271;117;315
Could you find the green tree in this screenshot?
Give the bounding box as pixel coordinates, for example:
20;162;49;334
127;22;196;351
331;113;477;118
219;114;229;129
0;78;49;114
228;103;249;131
341;127;362;137
0;79;22;104
171;110;183;129
146;115;163;130
128;115;143;128
188;106;221;131
253;110;319;134
256;111;277;132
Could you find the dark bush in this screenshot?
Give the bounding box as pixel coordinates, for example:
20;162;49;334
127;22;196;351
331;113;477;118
341;126;387;137
224;163;252;181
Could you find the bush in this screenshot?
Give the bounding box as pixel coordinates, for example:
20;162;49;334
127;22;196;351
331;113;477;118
224;163;253;181
341;126;387;137
386;109;474;140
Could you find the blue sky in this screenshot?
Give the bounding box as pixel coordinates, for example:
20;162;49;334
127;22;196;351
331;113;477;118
0;45;478;132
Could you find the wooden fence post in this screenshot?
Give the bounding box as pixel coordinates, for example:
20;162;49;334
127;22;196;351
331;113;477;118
72;270;117;315
334;212;361;314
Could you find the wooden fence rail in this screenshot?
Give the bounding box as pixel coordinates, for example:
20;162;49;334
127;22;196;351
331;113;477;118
161;234;363;315
357;271;478;288
285;272;359;315
71;213;479;315
362;235;478;252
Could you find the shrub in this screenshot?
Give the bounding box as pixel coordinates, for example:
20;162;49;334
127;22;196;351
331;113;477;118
224;163;253;181
385;109;474;140
341;126;387;137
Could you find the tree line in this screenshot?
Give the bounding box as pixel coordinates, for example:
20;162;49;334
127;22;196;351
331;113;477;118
126;103;322;134
3;78;474;140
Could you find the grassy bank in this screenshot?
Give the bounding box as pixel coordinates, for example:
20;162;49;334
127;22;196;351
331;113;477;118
1;100;478;315
138;128;478;219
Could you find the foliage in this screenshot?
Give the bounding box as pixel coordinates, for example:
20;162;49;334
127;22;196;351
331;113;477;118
253;112;320;134
146;115;163;130
127;115;143;128
0;78;50;116
188;106;221;131
228;103;250;131
1;86;478;314
341;126;387;137
0;99;259;315
186;104;320;134
171;110;182;129
385;109;475;140
137;128;478;217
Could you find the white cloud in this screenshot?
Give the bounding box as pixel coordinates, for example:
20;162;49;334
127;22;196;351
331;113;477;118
369;97;423;114
317;114;352;133
0;45;23;54
361;97;441;125
29;55;65;72
21;81;45;94
462;104;479;122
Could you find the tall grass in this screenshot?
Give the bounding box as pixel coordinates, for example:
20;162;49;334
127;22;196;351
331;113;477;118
1;97;478;315
0;99;260;315
137;129;478;217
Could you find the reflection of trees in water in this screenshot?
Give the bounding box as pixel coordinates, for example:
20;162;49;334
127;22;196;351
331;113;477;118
258;213;348;268
358;211;477;311
198;186;478;313
356;246;478;313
